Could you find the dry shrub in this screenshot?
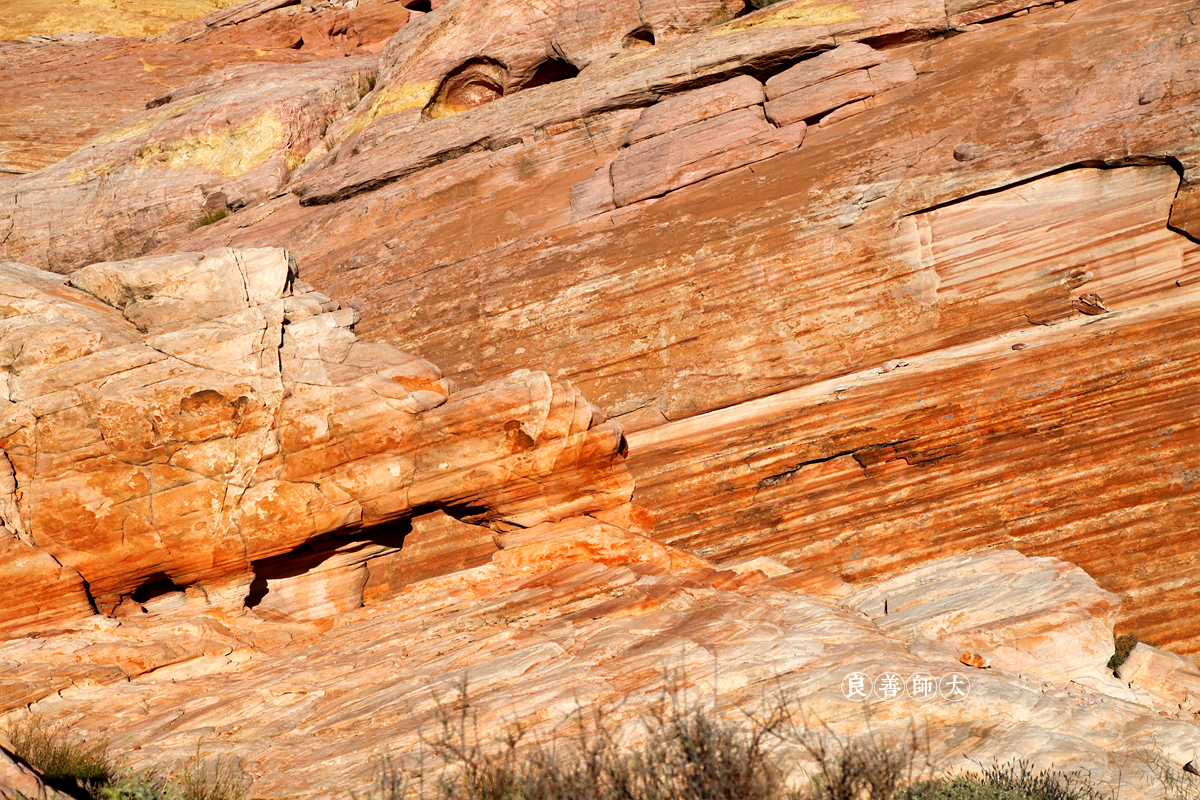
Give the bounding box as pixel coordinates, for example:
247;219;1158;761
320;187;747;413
6;714;115;794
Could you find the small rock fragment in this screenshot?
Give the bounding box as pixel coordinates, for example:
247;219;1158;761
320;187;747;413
961;651;990;669
1074;292;1109;315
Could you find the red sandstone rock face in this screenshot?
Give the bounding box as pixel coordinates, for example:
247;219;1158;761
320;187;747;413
2;0;1200;793
135;0;1200;657
158;0;412;55
0;248;632;636
0;38;317;176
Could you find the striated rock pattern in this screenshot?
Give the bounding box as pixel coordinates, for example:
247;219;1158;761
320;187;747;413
0;248;632;636
0;529;1197;799
2;0;1200;796
147;0;1200;656
626;285;1200;654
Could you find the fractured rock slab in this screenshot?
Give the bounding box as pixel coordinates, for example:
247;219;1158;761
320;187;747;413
1118;643;1200;712
764;58;917;126
0;247;632;636
611;107;805;207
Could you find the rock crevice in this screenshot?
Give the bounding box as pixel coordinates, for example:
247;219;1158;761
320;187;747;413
0;247;633;635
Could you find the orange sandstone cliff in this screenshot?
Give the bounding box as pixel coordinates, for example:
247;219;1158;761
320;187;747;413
1;0;1199;795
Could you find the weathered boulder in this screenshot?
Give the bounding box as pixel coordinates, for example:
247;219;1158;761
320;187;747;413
1118;643;1200;713
0;247;632;635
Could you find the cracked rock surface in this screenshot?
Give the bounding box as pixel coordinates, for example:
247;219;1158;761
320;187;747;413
0;247;632;634
1;0;1200;795
2;530;1198;800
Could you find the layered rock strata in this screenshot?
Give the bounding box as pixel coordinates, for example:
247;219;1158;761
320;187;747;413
0;527;1197;800
0;248;632;636
626;285;1200;654
147;0;1200;655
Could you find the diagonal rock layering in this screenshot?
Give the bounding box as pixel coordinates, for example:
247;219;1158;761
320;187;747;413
626;283;1200;655
2;0;1200;794
0;247;633;637
150;0;1200;657
1;523;1198;800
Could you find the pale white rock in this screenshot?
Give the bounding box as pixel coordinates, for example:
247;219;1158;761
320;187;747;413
1118;643;1200;712
844;550;1120;685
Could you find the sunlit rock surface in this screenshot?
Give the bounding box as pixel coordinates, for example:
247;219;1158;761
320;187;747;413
1;535;1197;800
1;0;1200;795
0;248;632;635
125;0;1200;655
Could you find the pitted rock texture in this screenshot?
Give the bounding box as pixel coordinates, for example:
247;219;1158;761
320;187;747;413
0;534;1197;800
0;247;632;636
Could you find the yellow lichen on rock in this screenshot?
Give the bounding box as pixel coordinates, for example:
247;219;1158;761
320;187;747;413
712;0;859;34
0;0;244;39
134;112;286;177
88;96;206;148
341;81;439;138
67;162;113;184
